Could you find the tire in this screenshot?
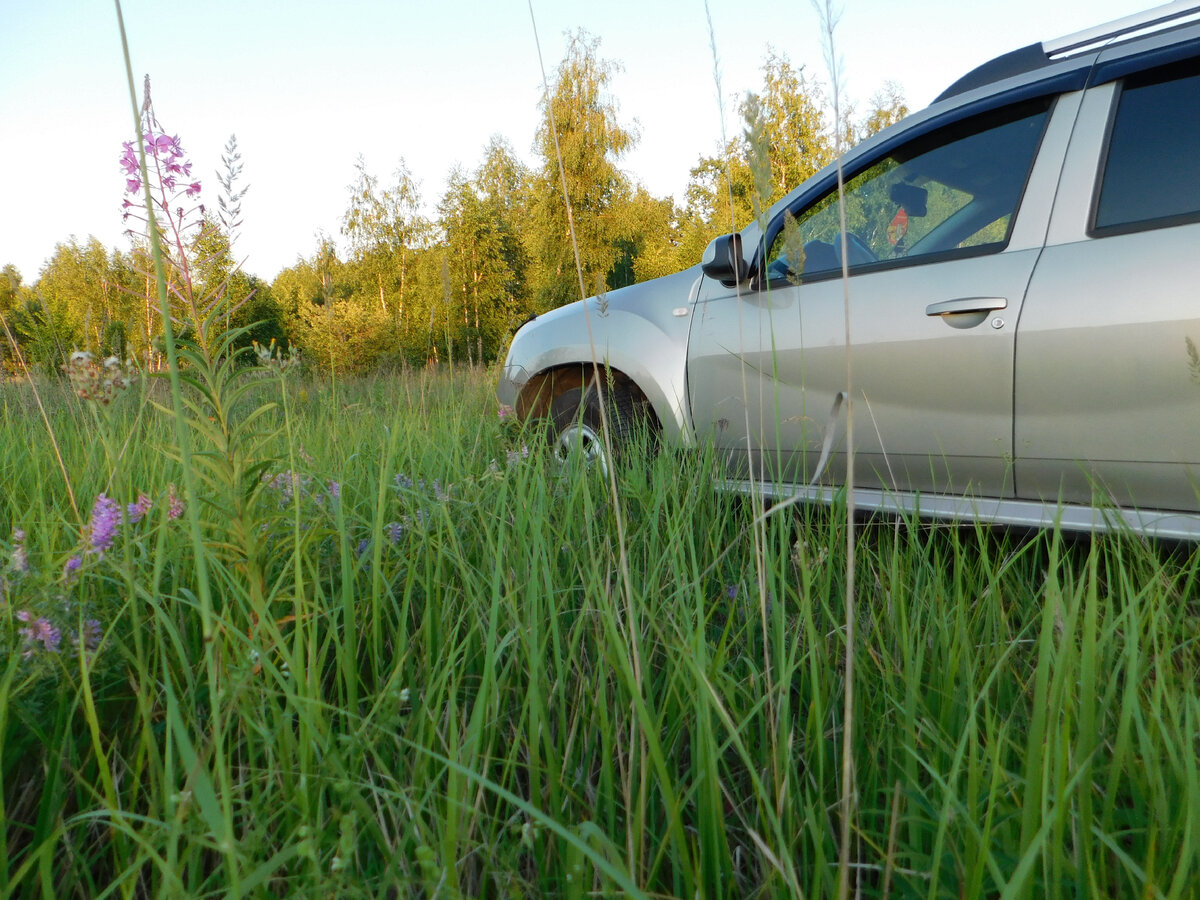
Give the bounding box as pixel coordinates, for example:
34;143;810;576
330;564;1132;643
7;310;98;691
549;383;646;476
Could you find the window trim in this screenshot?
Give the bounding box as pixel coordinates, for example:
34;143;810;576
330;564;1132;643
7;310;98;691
765;242;1014;287
1087;33;1200;88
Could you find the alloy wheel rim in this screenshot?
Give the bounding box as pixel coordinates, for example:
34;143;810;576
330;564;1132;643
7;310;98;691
554;422;609;477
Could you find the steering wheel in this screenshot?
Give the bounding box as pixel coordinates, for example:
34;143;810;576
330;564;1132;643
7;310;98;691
766;256;793;280
836;232;877;266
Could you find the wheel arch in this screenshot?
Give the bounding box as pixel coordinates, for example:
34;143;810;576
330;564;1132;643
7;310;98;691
515;363;662;433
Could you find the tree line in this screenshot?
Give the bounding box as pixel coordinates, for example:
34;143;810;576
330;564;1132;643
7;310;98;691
0;35;907;376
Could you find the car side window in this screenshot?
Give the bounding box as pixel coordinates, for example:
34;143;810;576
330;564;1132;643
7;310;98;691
766;99;1051;282
1093;60;1200;235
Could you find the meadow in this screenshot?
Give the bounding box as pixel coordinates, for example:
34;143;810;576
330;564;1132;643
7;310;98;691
0;363;1196;899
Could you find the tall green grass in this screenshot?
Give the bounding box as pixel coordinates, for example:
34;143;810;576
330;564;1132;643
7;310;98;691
1;367;1196;898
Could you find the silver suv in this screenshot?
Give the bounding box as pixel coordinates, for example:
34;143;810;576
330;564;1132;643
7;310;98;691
498;5;1200;539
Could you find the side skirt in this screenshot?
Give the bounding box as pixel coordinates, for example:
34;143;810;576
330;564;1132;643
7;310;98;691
721;479;1200;541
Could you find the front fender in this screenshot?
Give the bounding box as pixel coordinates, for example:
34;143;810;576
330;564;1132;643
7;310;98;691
499;270;702;443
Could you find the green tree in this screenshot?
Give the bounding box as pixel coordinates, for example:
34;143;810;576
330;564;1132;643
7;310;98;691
676;52;835;265
341;156;428;325
860;81;910;140
437;137;532;363
28;237;124;366
757;52;835;204
527;30;636;311
0;264;24;316
613;185;680;286
190;217;287;360
474;136;532;334
0;264;31;373
277;233;415;374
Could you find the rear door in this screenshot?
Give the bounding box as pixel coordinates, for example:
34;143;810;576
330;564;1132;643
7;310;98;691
1016;55;1200;512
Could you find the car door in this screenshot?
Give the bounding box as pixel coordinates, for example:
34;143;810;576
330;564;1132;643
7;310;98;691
688;91;1077;499
1016;57;1200;513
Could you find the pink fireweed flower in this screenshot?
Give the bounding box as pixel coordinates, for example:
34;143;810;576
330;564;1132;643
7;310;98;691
149;133;179;157
121;84;201;241
87;494;122;555
120;145;139;176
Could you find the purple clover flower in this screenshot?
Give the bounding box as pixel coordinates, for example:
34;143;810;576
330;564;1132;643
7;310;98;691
17;610;61;656
386;521;405;544
87;494;122;555
74;618;102;654
356;538;370;557
327;480;341;501
263;470;311;508
63;555;83;582
127;492;153;524
10;529;29;574
167;485;185;520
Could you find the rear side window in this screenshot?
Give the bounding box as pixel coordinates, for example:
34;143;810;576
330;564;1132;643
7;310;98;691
1093;60;1200;234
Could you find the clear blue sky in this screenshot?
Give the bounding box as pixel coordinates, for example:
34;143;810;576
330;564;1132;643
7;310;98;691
0;0;1154;282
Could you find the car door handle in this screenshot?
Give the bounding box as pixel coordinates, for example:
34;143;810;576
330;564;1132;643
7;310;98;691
925;297;1008;316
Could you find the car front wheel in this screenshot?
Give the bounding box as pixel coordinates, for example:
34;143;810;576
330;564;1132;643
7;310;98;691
548;384;649;477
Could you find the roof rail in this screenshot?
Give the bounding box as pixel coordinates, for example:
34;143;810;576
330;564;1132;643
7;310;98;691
1045;1;1200;56
934;2;1200;104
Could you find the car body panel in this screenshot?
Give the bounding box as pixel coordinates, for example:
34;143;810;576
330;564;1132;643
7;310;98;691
497;13;1200;538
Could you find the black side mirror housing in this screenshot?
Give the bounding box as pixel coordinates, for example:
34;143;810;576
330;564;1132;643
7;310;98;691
701;233;750;286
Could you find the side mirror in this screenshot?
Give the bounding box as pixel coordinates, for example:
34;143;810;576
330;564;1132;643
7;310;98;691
701;233;750;285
